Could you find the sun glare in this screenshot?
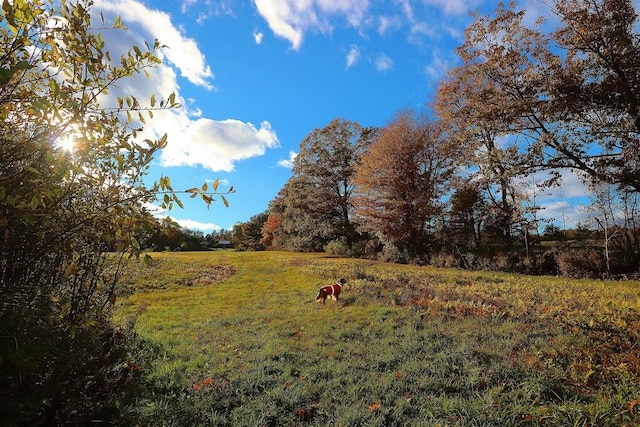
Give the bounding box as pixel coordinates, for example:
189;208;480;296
54;136;77;153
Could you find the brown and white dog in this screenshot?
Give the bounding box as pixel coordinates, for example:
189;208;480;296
315;278;346;303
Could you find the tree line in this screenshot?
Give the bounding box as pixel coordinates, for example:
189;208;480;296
230;0;640;278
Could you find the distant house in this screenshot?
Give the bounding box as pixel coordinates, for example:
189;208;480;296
218;240;231;248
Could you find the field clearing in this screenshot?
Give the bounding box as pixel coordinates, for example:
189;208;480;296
115;251;640;426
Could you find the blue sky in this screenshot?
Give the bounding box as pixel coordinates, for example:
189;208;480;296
87;0;617;232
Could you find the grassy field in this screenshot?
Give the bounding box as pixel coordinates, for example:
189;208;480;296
114;251;640;426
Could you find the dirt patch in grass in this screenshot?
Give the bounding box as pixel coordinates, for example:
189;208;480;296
176;265;237;286
120;256;237;293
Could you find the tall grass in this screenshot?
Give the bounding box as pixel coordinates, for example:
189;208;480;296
114;251;640;426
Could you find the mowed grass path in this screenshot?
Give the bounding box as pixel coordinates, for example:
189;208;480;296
115;251;640;426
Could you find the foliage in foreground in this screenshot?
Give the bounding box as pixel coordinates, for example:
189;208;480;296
0;1;224;424
115;251;640;426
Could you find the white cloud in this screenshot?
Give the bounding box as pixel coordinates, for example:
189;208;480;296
155;215;222;233
345;45;360;69
374;53;394;72
206;177;231;187
251;0;488;53
424;50;450;79
90;0;280;173
519;170;591;229
181;0;198;13
253;0;369;50
144;203;222;231
170;217;222;232
160;119;279;171
254;30;264;44
95;0;214;90
397;0;414;21
253;0;305;49
377;15;396;36
145;204;222;232
196;12;210;25
420;0;477;16
277;150;297;168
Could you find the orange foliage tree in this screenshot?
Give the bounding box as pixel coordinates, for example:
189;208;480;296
353;110;459;260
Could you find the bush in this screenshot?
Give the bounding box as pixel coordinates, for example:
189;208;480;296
324;238;353;257
430;251;463;269
0;321;143;426
380;243;409;264
556;248;605;278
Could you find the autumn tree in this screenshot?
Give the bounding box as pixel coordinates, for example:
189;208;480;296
279;118;375;251
353;110;458;260
551;0;640;191
434;3;553;247
261;190;286;250
436;0;640;202
0;0;223;423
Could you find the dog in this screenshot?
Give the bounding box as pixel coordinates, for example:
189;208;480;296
315;278;346;303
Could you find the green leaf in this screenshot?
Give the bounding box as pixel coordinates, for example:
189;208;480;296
0;69;13;87
130;236;140;250
0;61;31;87
113;15;125;29
221;195;229;207
29;194;40;209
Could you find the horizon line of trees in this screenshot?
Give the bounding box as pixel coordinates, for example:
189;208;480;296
227;0;640;279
